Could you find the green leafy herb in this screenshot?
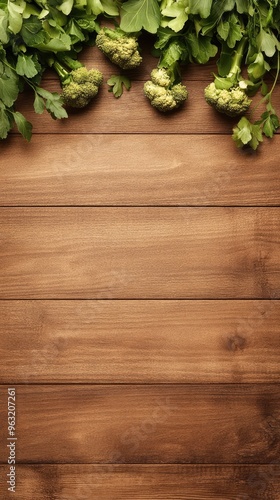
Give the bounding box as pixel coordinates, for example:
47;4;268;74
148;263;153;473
107;74;131;98
120;0;161;34
12;111;33;141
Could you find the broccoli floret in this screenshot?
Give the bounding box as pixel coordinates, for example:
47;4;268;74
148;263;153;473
143;67;188;112
70;66;103;87
96;27;142;70
204;38;251;117
204;82;251;117
52;56;103;109
150;67;171;87
62;81;99;108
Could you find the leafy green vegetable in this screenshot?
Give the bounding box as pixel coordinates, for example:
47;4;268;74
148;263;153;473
0;0;278;151
160;0;189;32
16;53;38;78
107;74;131;98
120;0;161;34
188;0;213;18
232;116;263;150
12;111;33;141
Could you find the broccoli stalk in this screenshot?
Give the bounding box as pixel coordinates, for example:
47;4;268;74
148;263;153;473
204;38;252;117
143;62;188;112
51;55;103;109
95;27;142;70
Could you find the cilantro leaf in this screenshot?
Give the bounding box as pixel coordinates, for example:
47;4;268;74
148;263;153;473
33;93;45;114
101;0;119;16
0;72;19;107
35;87;68;119
226;13;243;48
0;102;11;139
86;0;103;15
45;93;68;120
235;0;248;14
262;114;279;138
0;9;9;44
161;0;189;32
188;0;213;18
120;0;161;34
186;33;218;64
257;29;279;57
12;111;33;141
107;75;131;98
86;0;118;16
7;0;26;34
16;53;38;78
20;17;46;47
232;117;263;150
217;19;230;42
57;0;74;15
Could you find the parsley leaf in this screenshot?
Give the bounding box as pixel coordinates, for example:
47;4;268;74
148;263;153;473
188;0;213;18
107;75;131;98
0;101;11;139
16;53;38;78
120;0;161;34
12;111;33;141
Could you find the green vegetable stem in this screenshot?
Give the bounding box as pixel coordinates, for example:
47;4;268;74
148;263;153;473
204;38;252;117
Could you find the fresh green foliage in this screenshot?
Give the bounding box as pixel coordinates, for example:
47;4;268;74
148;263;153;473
160;0;189;32
143;67;188;112
0;0;114;139
232;116;264;150
0;0;278;150
107;75;131;98
120;0;161;34
96;27;142;69
232;55;280;149
34;87;68;118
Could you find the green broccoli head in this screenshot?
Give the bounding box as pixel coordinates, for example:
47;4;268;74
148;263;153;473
71;67;103;87
96;27;142;70
204;82;252;117
61;67;103;108
143;67;188;113
150;68;171;88
62;82;99;108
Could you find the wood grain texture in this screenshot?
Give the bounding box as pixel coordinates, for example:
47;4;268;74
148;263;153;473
1;300;280;384
1;37;280;499
0;207;279;299
1;135;280;206
1;385;280;464
15;80;271;135
1;464;280;499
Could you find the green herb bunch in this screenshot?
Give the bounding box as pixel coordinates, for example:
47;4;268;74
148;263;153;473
0;0;279;151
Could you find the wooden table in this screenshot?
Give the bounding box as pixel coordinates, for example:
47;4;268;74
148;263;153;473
0;45;280;499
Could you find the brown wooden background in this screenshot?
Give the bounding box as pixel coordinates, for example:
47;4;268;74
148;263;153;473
0;42;280;499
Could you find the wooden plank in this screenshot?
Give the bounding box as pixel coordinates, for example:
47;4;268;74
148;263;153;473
1;464;280;499
1;300;280;384
14;80;253;135
0;385;279;464
14;78;279;135
1;134;280;206
0;208;279;299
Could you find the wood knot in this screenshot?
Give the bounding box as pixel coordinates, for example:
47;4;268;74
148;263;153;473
226;334;247;352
